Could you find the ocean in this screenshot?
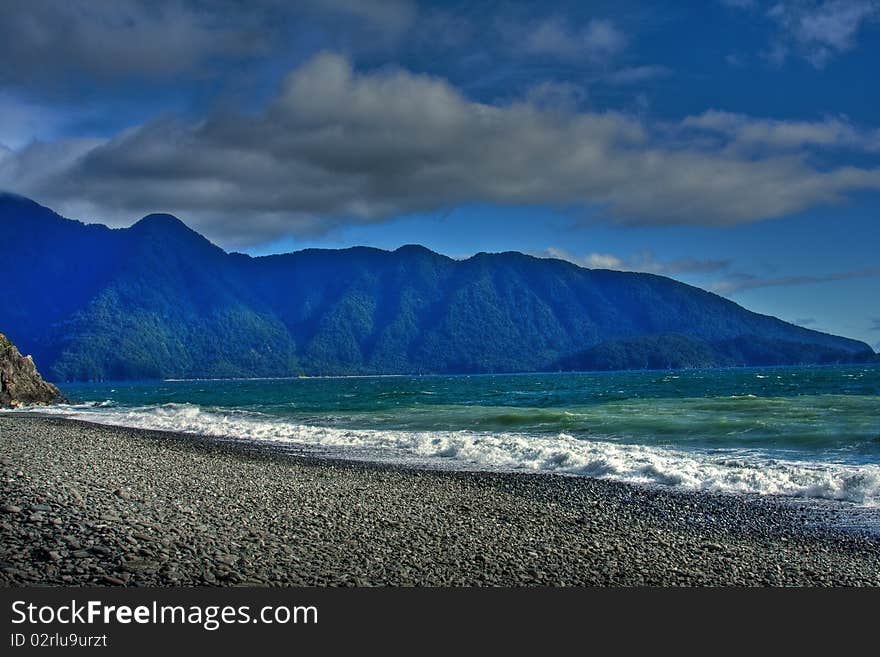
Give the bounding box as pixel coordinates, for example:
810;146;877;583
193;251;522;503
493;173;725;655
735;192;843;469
11;364;880;507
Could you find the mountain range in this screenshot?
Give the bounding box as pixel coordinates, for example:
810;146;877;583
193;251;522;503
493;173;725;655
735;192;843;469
0;193;875;381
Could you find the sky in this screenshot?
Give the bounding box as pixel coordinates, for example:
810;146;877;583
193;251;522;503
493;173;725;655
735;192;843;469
0;0;878;348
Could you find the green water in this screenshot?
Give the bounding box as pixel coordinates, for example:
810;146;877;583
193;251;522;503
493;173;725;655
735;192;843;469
20;364;880;505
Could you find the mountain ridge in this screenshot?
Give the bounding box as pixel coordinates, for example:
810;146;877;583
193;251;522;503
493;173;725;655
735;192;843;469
0;194;874;381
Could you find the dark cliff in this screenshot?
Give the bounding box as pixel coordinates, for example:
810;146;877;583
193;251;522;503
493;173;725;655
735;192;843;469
0;332;63;407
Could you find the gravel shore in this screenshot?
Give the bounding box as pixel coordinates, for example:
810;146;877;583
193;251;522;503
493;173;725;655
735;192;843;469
1;415;879;586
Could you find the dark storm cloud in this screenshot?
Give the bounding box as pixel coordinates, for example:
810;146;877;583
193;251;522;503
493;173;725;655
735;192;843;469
3;52;880;246
0;0;416;91
0;1;268;84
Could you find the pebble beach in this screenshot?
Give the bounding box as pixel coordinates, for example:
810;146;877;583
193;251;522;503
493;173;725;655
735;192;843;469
2;415;879;587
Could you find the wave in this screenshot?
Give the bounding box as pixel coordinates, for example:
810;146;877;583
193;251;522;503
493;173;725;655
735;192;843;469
13;402;880;507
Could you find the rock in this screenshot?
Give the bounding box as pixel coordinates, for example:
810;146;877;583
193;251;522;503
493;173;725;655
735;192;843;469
101;575;125;586
0;332;64;408
62;536;81;549
120;559;158;573
2;504;22;513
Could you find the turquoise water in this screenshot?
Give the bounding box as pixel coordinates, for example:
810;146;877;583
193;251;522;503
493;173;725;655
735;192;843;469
15;365;880;505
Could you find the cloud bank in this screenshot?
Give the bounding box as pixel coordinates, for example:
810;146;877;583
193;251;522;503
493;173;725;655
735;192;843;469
3;52;880;245
0;0;270;85
0;0;418;90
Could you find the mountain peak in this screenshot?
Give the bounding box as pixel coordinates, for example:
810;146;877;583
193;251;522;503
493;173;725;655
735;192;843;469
393;244;449;260
128;212;224;257
0;193;87;232
395;244;432;253
0;191;37;206
132;213;190;230
130;212;213;243
0;192;60;217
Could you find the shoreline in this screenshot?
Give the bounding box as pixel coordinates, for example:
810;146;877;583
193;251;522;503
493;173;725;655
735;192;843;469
63;359;880;384
2;415;879;586
33;410;880;537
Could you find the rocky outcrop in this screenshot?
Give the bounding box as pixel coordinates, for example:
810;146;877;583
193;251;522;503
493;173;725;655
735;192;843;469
0;332;64;407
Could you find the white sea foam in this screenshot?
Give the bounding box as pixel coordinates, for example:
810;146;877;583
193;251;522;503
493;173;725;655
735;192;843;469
12;402;880;507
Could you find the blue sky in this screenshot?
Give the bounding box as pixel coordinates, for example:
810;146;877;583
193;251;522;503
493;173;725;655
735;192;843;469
0;0;878;347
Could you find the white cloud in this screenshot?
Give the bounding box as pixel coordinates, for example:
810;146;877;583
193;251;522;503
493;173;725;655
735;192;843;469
307;0;416;36
520;17;627;62
682;109;880;152
581;252;628;270
603;65;671;85
770;0;879;67
541;249;880;313
540;248;731;275
725;0;880;68
3;52;880;246
707;266;880;294
524;81;588;110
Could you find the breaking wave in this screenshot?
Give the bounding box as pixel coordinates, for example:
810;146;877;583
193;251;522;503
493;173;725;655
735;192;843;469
17;402;880;507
